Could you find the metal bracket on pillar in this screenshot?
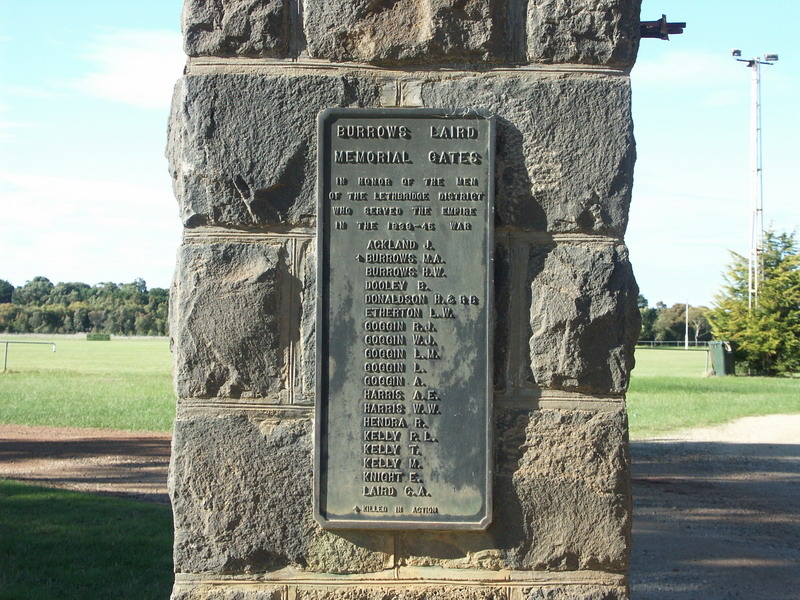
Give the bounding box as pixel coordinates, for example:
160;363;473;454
640;15;686;40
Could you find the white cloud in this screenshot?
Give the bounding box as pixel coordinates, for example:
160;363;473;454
0;120;34;142
633;50;738;88
632;50;750;107
0;101;35;141
2;84;61;100
0;171;182;287
71;29;185;110
632;49;794;108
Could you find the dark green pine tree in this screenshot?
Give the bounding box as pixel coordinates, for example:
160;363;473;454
708;231;800;375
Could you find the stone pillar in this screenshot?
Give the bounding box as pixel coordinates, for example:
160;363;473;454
167;2;642;599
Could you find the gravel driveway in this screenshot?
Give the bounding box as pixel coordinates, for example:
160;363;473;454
631;415;800;599
2;415;799;598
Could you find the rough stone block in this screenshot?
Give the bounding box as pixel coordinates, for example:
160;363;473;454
170;415;392;574
183;0;289;57
421;74;634;235
167;74;382;228
297;587;505;600
172;585;283;600
522;585;627;599
168;0;639;595
299;245;317;401
528;243;639;394
493;241;512;392
171;241;307;400
169;73;633;234
526;0;641;66
399;408;631;571
498;408;631;571
172;583;627;599
303;0;514;65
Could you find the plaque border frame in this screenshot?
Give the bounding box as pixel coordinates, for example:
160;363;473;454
314;107;495;531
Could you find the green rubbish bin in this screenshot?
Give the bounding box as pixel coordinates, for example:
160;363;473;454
709;341;735;376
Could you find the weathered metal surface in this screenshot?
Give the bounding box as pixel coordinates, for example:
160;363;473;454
640;15;686;40
315;108;494;529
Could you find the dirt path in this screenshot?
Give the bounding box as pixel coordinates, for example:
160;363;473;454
0;424;171;503
648;413;800;444
2;416;799;597
631;414;800;599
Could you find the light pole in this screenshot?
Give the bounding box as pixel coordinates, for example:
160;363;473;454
685;302;689;350
731;49;778;311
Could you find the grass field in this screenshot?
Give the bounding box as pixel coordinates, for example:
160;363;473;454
0;335;173;431
0;338;798;597
628;347;800;438
0;480;173;600
1;336;798;437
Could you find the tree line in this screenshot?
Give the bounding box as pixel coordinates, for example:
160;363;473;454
2;231;797;373
708;231;799;376
639;231;799;376
638;297;711;344
0;276;168;336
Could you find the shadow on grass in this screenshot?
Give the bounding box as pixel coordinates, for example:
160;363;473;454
0;481;173;600
0;436;170;460
0;433;171;504
630;440;800;599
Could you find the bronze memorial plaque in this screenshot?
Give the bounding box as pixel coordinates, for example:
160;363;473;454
315;108;494;530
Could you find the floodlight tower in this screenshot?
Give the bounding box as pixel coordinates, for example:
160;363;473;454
731;49;778;311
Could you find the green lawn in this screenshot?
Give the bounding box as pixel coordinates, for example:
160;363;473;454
0;336;174;431
1;336;799;437
628;347;800;438
0;338;798;598
0;481;173;600
630;347;712;378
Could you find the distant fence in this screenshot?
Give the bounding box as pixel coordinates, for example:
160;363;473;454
636;340;711;349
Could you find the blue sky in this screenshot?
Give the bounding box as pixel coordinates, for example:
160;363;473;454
1;0;798;307
630;0;799;307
